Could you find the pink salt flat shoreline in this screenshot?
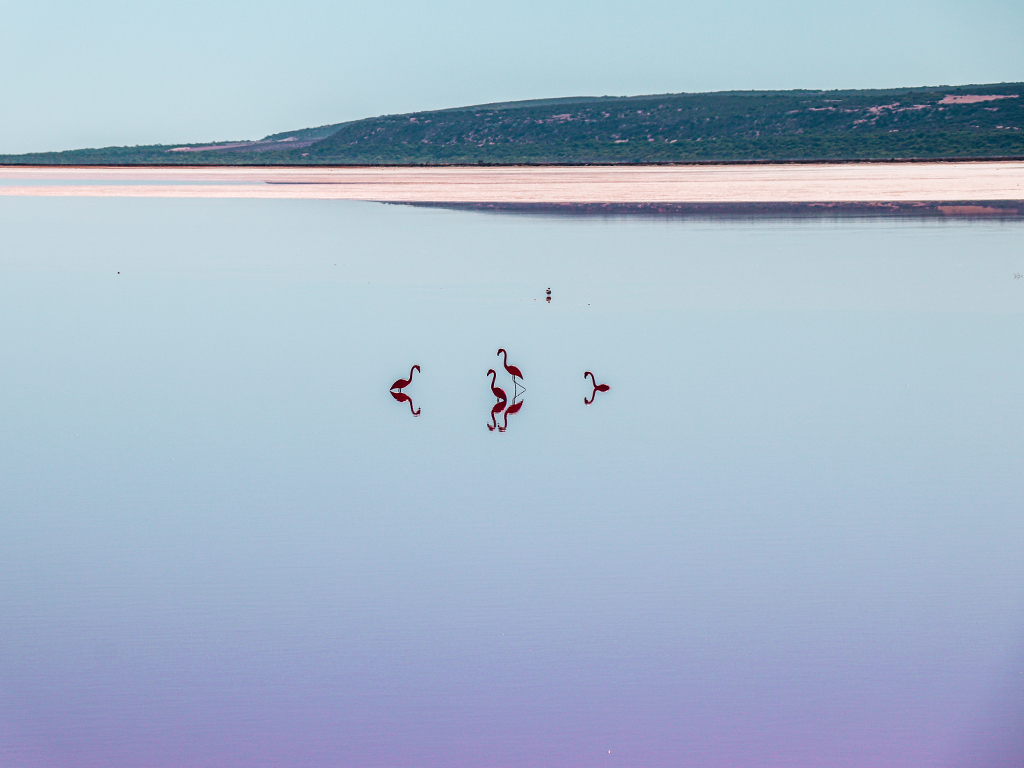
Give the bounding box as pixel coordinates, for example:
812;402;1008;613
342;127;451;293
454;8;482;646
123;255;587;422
0;162;1022;204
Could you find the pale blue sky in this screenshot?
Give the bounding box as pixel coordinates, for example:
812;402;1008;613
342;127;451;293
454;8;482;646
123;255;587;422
1;0;1021;154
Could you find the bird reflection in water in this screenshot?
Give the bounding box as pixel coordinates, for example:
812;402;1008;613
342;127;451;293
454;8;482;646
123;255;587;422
584;371;611;405
498;398;523;432
391;390;421;416
390;364;421;417
487;398;505;431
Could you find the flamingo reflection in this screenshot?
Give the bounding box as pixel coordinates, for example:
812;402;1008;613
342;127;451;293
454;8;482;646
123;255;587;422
487;398;506;431
391;390;421;416
584;371;611;405
498;398;524;432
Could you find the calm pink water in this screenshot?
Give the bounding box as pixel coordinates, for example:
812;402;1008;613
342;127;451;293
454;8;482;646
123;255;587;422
1;198;1022;767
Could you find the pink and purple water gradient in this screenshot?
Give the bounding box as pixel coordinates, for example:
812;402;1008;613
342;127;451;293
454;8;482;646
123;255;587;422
1;197;1022;766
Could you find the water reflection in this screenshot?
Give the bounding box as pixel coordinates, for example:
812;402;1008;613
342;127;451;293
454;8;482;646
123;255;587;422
403;199;1024;220
390;389;420;416
584;371;611;405
486;398;505;431
499;397;524;432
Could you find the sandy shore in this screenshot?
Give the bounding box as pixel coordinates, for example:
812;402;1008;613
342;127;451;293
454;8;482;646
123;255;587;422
0;163;1022;205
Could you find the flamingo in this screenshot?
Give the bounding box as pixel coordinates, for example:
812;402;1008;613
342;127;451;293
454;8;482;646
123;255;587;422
499;398;524;432
496;349;524;383
584;371;610;405
584;371;610;392
486;369;507;403
390;390;420;416
390;365;420;391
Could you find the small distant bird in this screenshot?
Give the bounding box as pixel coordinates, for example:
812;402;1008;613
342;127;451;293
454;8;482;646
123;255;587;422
546;288;552;303
391;365;420;391
1015;273;1022;279
496;348;524;383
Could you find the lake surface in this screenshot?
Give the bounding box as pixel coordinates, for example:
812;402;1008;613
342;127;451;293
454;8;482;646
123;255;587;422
1;198;1022;767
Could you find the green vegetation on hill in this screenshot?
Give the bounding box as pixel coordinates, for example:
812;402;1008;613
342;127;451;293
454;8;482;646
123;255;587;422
4;84;1023;165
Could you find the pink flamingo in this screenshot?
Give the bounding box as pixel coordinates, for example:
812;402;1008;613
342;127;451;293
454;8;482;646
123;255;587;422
486;369;507;403
498;398;524;432
584;371;610;392
496;349;524;384
390;365;420;391
390;390;420;416
584;371;610;405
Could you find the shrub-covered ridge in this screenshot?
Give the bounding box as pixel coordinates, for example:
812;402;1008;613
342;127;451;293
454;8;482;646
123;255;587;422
4;84;1022;165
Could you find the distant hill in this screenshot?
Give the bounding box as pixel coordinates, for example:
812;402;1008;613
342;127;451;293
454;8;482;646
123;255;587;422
3;84;1023;165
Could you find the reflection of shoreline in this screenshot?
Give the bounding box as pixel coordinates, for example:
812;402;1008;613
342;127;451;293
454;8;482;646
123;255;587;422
400;200;1024;219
